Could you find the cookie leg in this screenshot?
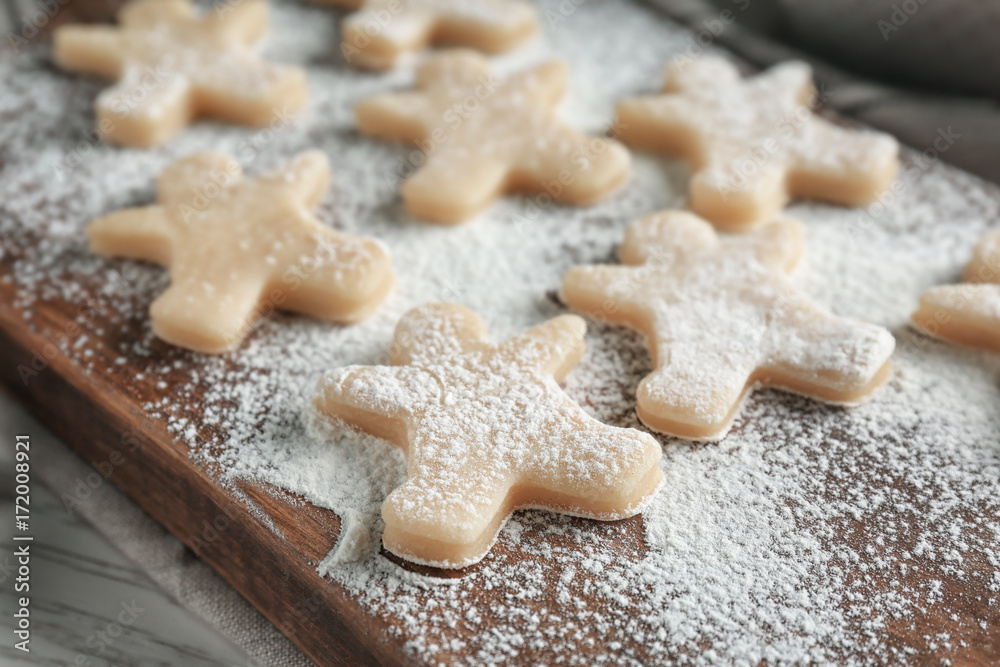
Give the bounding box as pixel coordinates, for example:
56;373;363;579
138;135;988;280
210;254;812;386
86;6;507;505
402;156;508;224
764;302;895;405
149;272;266;353
194;63;307;128
790;121;899;207
96;66;194;147
636;344;755;440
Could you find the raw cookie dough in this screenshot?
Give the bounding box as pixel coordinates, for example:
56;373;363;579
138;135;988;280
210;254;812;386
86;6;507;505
913;229;1000;353
53;0;307;147
615;57;899;231
317;0;538;70
356;50;631;224
314;303;663;569
561;211;895;440
87;151;393;354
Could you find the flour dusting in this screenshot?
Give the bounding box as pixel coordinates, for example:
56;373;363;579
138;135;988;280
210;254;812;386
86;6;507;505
1;0;998;665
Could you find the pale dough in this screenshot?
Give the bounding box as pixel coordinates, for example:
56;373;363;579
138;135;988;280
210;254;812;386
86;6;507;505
316;0;538;70
87;151;394;354
356;50;631;224
314;303;663;568
913;229;1000;353
53;0;307;147
616;57;899;231
561;211;896;440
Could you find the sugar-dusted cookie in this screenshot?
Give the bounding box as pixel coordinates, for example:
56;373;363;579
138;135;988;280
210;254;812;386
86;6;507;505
314;303;663;568
87;151;393;354
318;0;538;70
356;50;631;224
913;229;1000;353
53;0;307;147
561;211;895;440
615;58;899;231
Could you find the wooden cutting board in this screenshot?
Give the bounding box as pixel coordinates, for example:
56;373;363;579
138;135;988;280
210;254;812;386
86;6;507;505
2;1;999;665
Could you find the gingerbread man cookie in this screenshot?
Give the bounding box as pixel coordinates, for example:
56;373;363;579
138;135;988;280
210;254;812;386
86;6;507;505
87;151;393;354
561;211;895;440
314;303;663;568
615;58;899;230
913;229;1000;353
356;50;631;224
320;0;538;70
53;0;307;147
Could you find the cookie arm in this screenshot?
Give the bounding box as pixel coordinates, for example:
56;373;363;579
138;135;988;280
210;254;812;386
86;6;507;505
281;229;393;324
789;119;899;207
314;365;414;422
765;299;895;404
402;154;509;224
149;267;267;353
511;121;630;207
87;206;172;265
95;65;195;147
208;0;268;45
430;0;537;54
560;265;640;319
526;409;662;518
52;26;125;79
355;92;438;143
193;62;307;128
341;9;437;70
913;283;1000;353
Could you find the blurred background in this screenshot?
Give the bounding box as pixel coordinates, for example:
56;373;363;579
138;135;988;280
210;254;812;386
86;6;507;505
648;0;1000;184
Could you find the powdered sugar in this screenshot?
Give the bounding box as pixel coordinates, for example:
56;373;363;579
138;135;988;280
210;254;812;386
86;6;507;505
1;0;999;665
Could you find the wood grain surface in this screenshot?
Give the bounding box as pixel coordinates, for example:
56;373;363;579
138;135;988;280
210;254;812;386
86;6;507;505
2;2;999;666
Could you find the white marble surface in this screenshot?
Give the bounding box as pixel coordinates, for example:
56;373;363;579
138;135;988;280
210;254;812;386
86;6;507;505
0;401;252;667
